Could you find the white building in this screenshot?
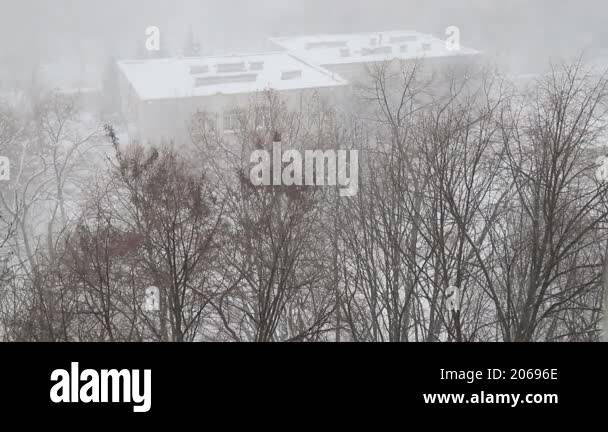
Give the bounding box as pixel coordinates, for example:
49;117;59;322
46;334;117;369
117;52;348;144
117;30;481;144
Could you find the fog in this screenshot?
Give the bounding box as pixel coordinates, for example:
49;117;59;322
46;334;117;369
1;0;608;87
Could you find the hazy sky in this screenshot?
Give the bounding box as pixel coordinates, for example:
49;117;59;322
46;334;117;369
0;0;607;78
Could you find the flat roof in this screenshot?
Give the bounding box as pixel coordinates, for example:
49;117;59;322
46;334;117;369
117;52;347;101
270;30;481;66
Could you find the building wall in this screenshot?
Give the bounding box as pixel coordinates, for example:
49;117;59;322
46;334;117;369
125;86;348;145
119;54;480;145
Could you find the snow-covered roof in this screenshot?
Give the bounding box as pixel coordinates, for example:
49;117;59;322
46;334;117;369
270;30;481;67
117;52;347;101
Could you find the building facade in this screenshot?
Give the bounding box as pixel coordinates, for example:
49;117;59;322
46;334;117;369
118;52;347;144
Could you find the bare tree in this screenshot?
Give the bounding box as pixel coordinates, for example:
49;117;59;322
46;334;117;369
192;91;336;341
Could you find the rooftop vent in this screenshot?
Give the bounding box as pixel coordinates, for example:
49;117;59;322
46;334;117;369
281;70;302;80
362;46;393;56
195;73;258;86
250;61;264;71
369;37;378;46
421;42;432;52
190;65;209;74
216;62;246;73
339;48;350;57
306;41;347;50
400;45;409;53
391;35;418;44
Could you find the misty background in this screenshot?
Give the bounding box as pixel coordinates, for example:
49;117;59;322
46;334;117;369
1;0;607;92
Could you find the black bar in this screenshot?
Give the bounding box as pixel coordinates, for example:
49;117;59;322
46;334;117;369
0;343;604;422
